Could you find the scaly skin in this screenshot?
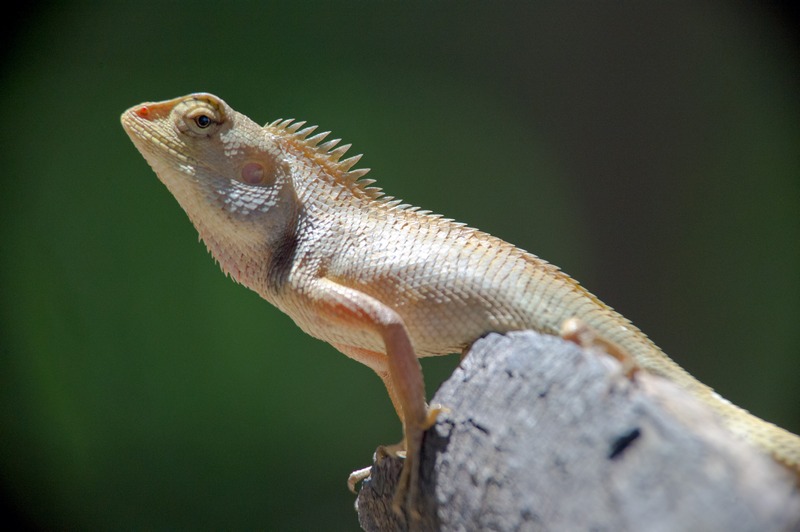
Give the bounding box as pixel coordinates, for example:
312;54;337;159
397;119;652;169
121;93;800;513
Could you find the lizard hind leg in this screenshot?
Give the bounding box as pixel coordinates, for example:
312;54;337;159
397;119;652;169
560;317;639;378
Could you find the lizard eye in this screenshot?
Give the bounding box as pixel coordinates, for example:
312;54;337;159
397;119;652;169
194;114;212;128
178;99;224;137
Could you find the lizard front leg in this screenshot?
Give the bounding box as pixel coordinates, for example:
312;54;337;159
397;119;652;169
333;343;443;496
330;344;405;492
309;278;437;516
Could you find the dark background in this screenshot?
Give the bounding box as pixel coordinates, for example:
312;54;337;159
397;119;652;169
1;2;798;529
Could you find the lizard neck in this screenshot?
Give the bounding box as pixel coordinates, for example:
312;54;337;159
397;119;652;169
191;196;300;293
169;163;302;294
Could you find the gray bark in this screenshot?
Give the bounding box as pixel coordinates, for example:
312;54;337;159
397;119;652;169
356;331;800;531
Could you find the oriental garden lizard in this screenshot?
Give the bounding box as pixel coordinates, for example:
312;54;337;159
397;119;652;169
121;93;800;517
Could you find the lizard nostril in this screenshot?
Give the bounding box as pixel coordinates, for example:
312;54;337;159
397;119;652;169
135;105;150;118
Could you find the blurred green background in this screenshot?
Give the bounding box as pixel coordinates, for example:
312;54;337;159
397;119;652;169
1;1;798;529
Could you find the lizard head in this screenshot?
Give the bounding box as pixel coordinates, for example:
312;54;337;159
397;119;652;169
121;93;298;284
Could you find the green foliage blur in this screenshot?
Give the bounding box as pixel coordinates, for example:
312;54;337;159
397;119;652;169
1;2;797;529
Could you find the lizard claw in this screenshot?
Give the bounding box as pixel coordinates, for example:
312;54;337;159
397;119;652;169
424;403;447;429
347;465;373;493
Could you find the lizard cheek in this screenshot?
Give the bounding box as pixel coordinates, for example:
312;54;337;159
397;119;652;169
241;162;266;185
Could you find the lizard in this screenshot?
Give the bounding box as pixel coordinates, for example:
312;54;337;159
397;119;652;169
121;92;800;516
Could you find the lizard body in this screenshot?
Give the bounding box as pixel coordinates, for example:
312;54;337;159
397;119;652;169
121;93;800;511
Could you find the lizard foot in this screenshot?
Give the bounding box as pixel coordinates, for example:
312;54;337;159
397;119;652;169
347;442;407;493
424;403;446;429
561;317;639;379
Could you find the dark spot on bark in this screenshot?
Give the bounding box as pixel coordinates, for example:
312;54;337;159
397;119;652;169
609;427;641;459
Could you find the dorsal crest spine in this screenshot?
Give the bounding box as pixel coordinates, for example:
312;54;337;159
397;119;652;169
267;117;385;200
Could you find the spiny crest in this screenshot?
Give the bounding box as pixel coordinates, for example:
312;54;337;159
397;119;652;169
266;117;383;200
266;116;484;232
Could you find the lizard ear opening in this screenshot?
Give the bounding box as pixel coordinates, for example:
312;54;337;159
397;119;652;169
241;162;267;185
236;156;288;187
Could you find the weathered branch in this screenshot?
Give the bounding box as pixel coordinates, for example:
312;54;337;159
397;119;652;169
356;331;800;531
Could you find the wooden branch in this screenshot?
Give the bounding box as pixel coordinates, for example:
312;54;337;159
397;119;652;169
356;331;800;531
